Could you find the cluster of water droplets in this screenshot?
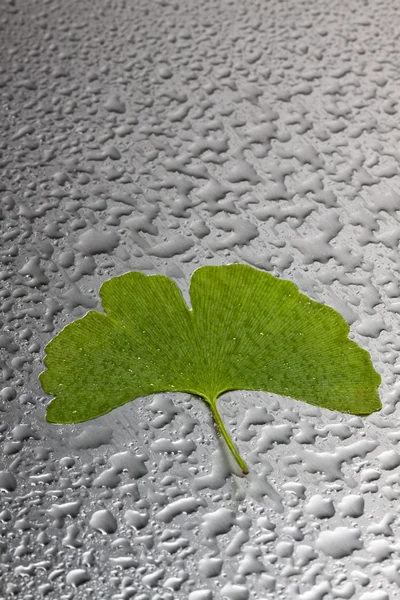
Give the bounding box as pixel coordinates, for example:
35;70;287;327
2;0;400;597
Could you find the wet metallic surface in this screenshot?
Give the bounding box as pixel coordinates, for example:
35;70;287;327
1;0;400;598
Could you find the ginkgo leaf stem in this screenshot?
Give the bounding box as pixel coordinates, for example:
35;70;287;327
207;397;249;475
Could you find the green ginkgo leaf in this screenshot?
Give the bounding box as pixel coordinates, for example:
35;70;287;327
40;264;381;474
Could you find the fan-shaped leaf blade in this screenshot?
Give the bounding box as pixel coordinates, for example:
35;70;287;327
40;264;381;473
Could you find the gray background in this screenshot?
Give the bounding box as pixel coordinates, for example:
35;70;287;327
0;0;399;598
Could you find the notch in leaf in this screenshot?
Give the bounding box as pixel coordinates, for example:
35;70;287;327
40;264;381;474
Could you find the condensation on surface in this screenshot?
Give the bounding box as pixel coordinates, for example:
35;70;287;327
1;0;400;598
